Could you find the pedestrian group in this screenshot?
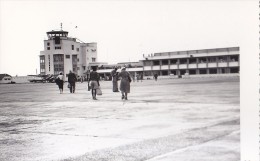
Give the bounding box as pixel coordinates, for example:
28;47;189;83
55;66;133;100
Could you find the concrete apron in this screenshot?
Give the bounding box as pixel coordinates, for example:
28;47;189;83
0;77;240;161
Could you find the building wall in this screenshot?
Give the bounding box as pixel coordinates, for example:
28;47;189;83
79;42;97;76
86;43;97;67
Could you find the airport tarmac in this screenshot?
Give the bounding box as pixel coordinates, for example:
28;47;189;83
0;77;240;161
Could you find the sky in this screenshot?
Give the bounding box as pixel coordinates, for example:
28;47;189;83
0;0;257;76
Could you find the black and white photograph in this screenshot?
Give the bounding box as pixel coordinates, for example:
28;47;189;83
0;0;259;161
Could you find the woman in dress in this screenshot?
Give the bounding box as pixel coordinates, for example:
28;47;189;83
118;67;131;100
56;72;64;94
111;67;119;92
88;66;100;100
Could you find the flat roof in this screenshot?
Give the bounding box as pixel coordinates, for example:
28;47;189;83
47;30;68;34
153;47;239;56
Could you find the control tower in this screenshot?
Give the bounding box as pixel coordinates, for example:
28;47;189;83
39;26;97;78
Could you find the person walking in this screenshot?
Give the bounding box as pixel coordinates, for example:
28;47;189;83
111;67;119;92
154;73;158;81
140;73;143;82
68;70;77;93
88;66;100;100
132;73;135;82
55;72;64;94
118;67;131;100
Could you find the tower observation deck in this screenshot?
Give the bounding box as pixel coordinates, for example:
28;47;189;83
47;30;68;39
46;30;69;44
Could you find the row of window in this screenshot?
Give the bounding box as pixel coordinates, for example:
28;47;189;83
152;48;238;57
143;67;239;76
54;68;64;72
87;49;96;52
46;45;79;51
47;42;96;52
42;55;96;63
145;55;239;66
48;55;50;72
3;78;11;80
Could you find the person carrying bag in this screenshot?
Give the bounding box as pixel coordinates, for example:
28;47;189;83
118;67;131;100
96;87;102;95
88;66;100;100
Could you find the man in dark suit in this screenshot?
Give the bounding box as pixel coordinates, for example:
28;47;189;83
68;70;77;93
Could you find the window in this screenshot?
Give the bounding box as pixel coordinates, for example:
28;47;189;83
180;70;186;75
208;57;217;63
72;55;77;62
170;59;178;64
198;57;207;63
144;61;152;66
153;60;160;66
48;55;50;71
218;56;227;62
161;70;168;75
230;67;239;73
220;68;226;73
209;68;217;74
170;70;177;75
189;58;197;64
230;55;239;62
47;47;50;50
199;69;207;74
66;55;70;59
55;46;61;50
189;69;196;74
77;48;79;52
54;37;60;44
53;54;64;62
47;42;50;46
92;58;96;62
162;60;168;65
72;45;74;50
40;56;45;63
179;59;187;64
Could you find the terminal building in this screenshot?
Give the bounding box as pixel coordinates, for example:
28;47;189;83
39;29;97;77
95;47;239;79
141;47;239;77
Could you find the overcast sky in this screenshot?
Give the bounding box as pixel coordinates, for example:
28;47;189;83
0;0;257;76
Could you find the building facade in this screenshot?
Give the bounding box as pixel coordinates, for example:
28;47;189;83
39;30;239;80
141;47;239;77
39;30;97;77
